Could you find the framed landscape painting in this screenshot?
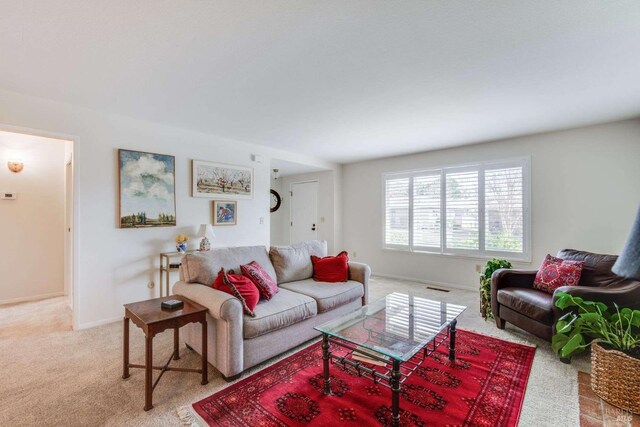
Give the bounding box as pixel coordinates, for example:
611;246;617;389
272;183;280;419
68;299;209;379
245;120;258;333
118;149;176;228
192;160;253;199
213;200;237;225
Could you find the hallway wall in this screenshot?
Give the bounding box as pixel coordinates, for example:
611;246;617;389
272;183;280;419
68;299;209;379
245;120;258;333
0;130;67;304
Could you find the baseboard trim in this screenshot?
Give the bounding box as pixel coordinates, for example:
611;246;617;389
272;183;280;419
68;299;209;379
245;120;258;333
77;316;121;330
372;273;473;292
0;292;65;306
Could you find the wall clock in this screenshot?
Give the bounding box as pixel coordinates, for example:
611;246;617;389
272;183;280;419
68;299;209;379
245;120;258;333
270;189;282;213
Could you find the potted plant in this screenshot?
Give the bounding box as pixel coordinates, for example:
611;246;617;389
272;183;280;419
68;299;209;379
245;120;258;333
480;259;512;319
553;292;640;414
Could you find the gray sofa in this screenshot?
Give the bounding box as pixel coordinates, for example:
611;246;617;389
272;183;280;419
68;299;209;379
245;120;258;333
173;240;371;380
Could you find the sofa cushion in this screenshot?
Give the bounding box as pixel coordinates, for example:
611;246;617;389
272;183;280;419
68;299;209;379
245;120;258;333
556;249;625;287
311;251;349;282
533;254;584;294
241;260;279;300
243;289;317;339
182;246;277;286
497;287;554;324
269;240;328;284
212;268;259;317
279;279;363;313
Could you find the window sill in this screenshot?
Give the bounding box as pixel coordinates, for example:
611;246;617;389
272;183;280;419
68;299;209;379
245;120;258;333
381;247;532;264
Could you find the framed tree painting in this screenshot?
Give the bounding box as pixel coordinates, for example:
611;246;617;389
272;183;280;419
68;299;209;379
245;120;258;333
192;160;253;199
118;149;176;228
213;200;237;225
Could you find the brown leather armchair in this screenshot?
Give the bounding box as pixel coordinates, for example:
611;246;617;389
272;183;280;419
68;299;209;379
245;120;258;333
491;249;640;341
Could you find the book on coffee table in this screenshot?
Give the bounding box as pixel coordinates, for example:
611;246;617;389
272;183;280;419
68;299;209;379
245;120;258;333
351;346;390;366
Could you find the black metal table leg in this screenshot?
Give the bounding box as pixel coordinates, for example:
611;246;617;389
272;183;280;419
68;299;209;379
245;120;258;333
449;318;457;361
390;359;401;427
322;334;331;394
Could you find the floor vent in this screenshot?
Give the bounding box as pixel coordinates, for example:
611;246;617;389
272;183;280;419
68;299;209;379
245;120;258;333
426;286;450;292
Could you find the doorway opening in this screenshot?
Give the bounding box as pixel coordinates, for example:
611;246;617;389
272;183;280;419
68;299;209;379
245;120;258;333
0;128;76;331
269;158;338;253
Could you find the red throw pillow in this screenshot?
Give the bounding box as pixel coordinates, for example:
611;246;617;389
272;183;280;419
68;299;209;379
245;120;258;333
533;254;584;294
240;261;278;300
311;251;349;282
212;268;259;316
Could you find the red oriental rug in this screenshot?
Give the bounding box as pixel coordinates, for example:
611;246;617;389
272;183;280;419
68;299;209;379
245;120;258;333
183;330;535;426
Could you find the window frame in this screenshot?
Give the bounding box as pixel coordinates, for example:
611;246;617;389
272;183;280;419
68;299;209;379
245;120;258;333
382;157;531;262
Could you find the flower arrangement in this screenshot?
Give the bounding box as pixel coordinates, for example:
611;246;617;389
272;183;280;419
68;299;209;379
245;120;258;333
175;234;189;253
175;234;189;244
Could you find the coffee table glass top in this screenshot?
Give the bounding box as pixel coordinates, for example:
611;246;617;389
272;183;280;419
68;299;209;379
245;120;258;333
315;292;466;362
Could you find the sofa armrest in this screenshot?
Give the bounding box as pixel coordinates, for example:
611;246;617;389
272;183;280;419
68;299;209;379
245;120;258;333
552;282;640;319
348;262;371;305
491;269;537;318
173;280;244;377
173;280;243;321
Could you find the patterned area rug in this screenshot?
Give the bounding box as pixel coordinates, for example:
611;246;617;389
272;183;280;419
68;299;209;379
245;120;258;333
183;330;535;426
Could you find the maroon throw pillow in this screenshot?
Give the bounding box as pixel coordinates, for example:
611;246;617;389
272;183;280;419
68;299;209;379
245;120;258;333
533;254;584;294
240;261;278;300
311;251;349;282
212;268;259;316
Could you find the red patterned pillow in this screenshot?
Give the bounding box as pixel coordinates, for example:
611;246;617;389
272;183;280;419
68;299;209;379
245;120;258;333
533;254;584;294
212;268;259;316
311;251;349;282
240;261;278;300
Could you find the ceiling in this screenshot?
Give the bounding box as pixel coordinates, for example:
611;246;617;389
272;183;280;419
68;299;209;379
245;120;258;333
1;1;639;163
271;158;328;177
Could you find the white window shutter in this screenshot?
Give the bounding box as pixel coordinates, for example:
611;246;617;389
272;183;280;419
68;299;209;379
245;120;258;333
445;170;479;251
413;174;441;249
484;166;524;253
384;177;410;247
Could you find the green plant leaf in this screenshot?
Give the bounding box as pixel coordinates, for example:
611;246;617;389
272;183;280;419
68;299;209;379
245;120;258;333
555;320;569;333
552;333;569;354
579;312;601;323
630;311;640;327
560;334;584;358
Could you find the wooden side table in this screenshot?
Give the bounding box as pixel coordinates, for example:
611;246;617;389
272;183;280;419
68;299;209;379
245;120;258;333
123;295;208;411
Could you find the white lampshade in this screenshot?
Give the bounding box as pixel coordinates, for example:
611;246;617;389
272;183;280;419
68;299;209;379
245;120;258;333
198;224;215;238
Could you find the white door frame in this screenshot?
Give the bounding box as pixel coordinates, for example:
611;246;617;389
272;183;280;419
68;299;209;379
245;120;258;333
0;123;80;330
289;180;319;244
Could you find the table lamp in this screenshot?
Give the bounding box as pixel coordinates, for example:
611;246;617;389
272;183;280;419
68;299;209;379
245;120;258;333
198;224;215;251
612;206;640;280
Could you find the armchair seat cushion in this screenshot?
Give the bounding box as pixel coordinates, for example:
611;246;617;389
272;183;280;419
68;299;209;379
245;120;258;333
243;289;317;339
279;279;364;313
497;287;554;324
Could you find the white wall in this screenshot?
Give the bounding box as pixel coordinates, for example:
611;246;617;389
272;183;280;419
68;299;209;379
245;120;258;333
269;176;286;245
0;131;66;304
0;89;336;328
270;170;343;254
342;119;640;290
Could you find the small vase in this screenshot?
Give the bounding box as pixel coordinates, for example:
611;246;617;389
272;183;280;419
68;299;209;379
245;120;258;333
176;242;187;254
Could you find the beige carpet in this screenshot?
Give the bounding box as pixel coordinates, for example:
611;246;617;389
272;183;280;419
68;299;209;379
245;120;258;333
0;277;587;426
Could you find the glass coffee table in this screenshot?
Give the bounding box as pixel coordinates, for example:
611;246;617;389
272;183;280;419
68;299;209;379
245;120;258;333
314;292;466;427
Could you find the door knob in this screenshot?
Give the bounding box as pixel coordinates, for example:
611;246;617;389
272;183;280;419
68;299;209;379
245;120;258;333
311;224;316;231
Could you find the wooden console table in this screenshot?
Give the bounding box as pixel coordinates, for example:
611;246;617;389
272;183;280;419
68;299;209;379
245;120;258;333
122;295;208;411
159;250;198;297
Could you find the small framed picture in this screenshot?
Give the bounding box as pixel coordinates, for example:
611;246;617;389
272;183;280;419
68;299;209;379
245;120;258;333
213;200;237;226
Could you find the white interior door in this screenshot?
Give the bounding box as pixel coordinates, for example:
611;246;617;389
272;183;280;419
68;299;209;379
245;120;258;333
290;181;318;244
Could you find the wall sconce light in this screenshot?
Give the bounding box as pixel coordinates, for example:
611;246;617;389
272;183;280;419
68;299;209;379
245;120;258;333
272;168;280;180
7;161;24;173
